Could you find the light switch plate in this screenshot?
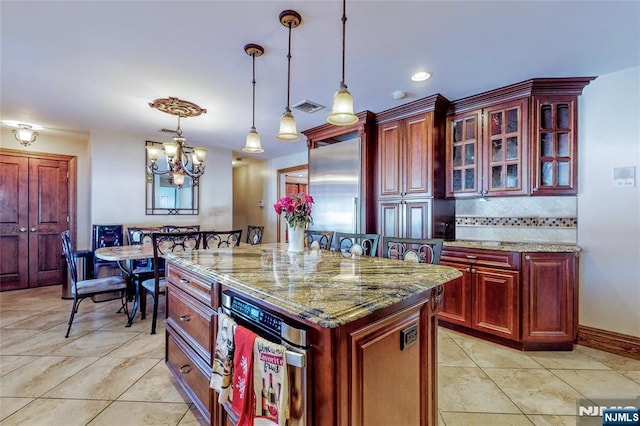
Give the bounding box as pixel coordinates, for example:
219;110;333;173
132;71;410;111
613;166;636;188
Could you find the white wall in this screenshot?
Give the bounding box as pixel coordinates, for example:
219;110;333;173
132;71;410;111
578;66;640;337
233;150;308;244
90;130;233;240
1;128;92;249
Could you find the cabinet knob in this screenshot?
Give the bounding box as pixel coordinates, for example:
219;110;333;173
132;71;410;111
532;187;538;192
465;255;477;259
179;315;190;322
525;255;531;260
19;227;27;232
179;279;189;285
30;227;38;232
179;364;191;374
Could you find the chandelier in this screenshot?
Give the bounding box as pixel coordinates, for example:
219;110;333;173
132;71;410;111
147;97;208;188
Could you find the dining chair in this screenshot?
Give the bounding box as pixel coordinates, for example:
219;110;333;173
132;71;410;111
305;230;334;251
381;237;444;264
202;230;242;248
334;232;380;257
61;230;129;338
139;231;202;334
125;226;163;294
164;224;201;233
246;225;264;245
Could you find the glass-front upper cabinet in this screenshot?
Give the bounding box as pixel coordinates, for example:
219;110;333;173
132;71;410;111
446;98;528;198
531;96;578;195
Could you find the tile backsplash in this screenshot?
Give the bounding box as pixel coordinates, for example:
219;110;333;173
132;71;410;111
454;196;577;244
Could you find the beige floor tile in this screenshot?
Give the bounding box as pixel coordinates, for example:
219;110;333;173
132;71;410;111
440;412;534;425
177;404;208;426
0;328;40;349
483;368;586;415
0;355;38;376
0;329;90;356
0;310;43;327
43;356;157;400
527;414;580;425
49;329;137;357
0;355;98;397
575;345;640;371
118;361;188;403
107;328;165;358
0;398;110;426
0;397;33;421
620;370;640;384
438;337;478;367
3;310;70;330
87;400;189;426
528;350;610;370
551;369;640;400
457;338;544;369
439;366;520;413
58;310;131;333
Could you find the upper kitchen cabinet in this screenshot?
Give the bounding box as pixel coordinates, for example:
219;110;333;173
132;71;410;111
302;111;377;234
376;95;455;240
446;77;595;198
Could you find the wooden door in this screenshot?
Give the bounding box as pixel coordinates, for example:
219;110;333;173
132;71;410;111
0;150;72;290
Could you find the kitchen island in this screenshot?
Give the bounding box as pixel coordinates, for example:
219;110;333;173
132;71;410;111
163;243;461;426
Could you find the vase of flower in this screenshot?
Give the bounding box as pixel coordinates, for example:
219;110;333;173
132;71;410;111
287;224;306;253
274;193;314;253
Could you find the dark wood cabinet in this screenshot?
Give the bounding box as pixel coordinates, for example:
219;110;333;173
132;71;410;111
446;77;594;198
440;246;577;350
376;95;455;241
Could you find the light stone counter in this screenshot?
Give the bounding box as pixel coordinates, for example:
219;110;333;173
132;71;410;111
165;243;462;328
444;240;581;253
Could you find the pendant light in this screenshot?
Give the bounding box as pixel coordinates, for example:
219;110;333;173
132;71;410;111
327;0;358;126
243;43;265;153
275;10;302;142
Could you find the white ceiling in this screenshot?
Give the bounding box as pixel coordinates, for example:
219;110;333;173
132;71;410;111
2;1;639;161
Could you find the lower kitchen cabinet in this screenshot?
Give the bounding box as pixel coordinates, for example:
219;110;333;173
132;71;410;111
440;246;578;350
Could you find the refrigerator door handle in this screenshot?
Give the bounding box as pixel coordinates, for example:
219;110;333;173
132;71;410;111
353;197;360;233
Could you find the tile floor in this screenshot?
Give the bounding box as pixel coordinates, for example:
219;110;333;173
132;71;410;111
1;286;639;425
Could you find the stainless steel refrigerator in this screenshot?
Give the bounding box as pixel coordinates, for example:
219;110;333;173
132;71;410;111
308;138;362;234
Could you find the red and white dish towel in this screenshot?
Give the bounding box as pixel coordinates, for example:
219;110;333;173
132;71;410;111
210;313;237;404
252;336;289;426
231;325;258;426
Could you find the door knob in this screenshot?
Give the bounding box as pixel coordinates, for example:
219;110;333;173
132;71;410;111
31;227;38;232
19;227;27;232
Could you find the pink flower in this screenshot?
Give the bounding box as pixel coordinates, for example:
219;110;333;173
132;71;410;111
274;193;314;228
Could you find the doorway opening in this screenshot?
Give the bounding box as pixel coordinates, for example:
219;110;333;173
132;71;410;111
276;165;308;243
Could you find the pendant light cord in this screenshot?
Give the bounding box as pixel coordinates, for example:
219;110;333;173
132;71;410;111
341;0;347;86
286;22;293;112
251;52;257;129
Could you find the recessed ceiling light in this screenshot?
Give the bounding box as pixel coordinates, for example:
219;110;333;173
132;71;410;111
411;71;432;82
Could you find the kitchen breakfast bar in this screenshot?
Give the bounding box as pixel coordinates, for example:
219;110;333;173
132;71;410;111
162;243;462;426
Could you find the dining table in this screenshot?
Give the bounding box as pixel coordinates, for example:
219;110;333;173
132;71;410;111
94;244;154;327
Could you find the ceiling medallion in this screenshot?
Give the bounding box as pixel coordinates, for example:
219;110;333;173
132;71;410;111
148;97;207;117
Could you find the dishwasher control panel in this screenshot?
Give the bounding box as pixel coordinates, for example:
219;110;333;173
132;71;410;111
230;297;282;335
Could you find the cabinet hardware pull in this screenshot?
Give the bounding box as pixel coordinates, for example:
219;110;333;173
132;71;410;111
465;255;477;259
525;255;531;260
19;227;27;232
466;267;472;273
180;279;189;285
179;364;191;374
179;315;190;322
30;227;37;232
470;269;476;273
533;187;538;192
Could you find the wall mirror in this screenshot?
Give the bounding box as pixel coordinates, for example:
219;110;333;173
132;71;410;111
145;140;199;215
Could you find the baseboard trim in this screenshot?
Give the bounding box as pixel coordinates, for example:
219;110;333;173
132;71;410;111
577;325;640;360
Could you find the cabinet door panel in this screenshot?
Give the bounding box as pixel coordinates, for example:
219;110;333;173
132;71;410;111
446;111;481;197
378;122;402;196
438;264;472;327
379;202;401;239
405;114;432;195
522;253;576;342
472;267;520;339
405;200;432;239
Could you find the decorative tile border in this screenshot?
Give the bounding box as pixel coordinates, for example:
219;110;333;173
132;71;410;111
456;216;577;228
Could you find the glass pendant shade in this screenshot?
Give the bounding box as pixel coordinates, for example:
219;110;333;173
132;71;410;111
193;147;207;162
146;145;161;162
163;141;179;159
327;85;358;126
276;110;300;141
172;171;186;187
243;127;264;153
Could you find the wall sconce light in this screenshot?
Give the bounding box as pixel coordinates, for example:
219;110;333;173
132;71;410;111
13;124;39;146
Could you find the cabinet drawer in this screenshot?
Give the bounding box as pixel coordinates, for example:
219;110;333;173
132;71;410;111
167;262;217;308
166;331;212;421
167;286;215;365
441;247;520;269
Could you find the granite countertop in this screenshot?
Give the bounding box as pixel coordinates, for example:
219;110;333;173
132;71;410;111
443;240;581;253
165;243;462;328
